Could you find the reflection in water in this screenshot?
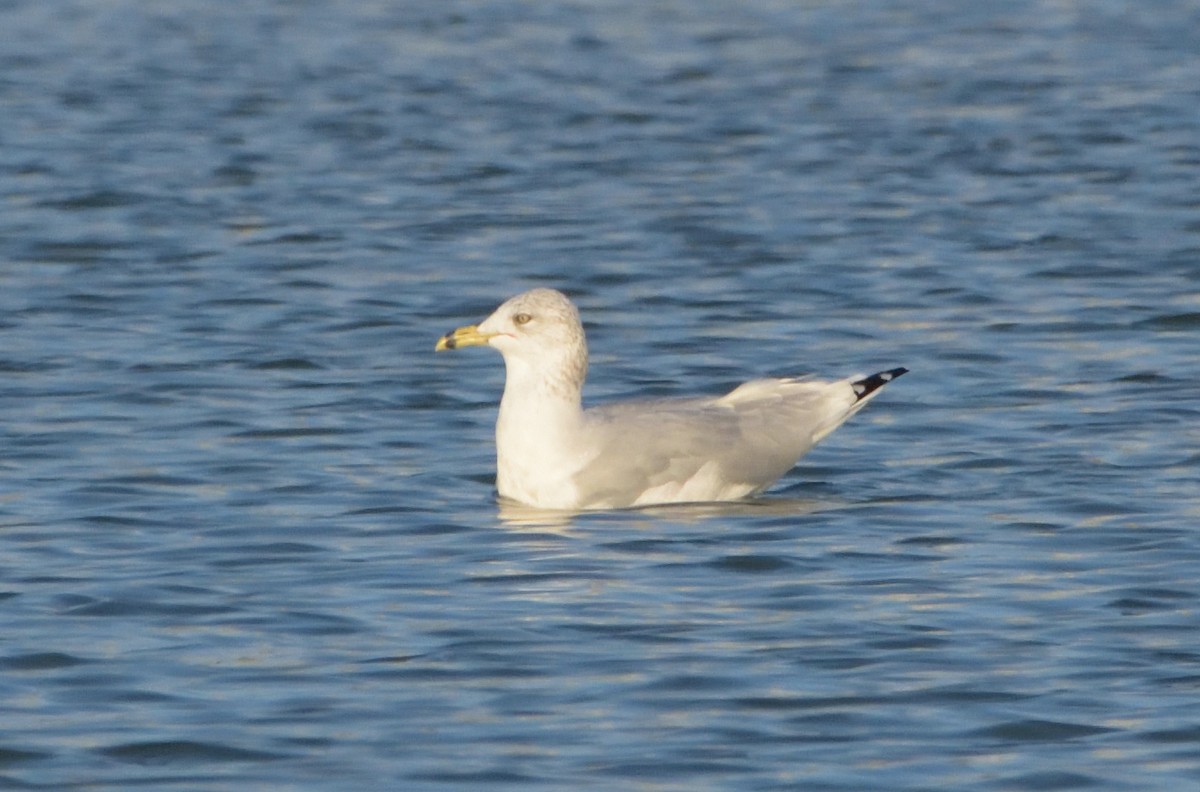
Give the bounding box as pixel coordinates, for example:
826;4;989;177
497;495;829;530
496;497;583;532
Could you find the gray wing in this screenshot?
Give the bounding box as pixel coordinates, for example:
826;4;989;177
571;378;860;507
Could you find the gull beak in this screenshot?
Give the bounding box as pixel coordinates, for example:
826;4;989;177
435;324;496;351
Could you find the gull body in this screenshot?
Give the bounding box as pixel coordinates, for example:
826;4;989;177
436;288;906;510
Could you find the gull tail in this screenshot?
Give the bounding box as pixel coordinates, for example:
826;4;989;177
851;367;908;403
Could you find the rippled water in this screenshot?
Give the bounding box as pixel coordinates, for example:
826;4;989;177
3;1;1200;789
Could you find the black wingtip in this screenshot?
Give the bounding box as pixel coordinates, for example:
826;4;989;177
851;367;908;402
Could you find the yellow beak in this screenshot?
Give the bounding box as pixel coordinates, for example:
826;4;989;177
435;324;496;351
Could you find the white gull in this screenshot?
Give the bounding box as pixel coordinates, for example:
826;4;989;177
436;288;906;510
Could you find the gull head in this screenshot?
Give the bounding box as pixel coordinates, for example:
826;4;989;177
436;288;588;395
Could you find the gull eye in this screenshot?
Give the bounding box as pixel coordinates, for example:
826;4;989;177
513;312;533;326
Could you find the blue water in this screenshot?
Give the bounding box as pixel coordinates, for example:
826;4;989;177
3;1;1200;789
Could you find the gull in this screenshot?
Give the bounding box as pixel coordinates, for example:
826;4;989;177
436;288;906;510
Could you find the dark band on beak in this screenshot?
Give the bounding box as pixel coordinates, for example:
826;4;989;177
435;324;494;352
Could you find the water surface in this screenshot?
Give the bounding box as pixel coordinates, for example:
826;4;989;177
2;1;1199;789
